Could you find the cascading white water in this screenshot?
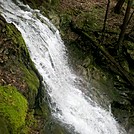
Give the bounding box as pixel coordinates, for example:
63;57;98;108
0;0;126;134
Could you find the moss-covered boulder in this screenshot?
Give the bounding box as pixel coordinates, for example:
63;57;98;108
0;85;28;133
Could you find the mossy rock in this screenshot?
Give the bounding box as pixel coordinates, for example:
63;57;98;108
5;23;30;65
0;85;28;133
4;22;40;108
18;62;39;108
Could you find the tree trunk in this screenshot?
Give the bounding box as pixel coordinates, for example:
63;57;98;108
101;0;110;44
114;0;125;14
117;0;132;52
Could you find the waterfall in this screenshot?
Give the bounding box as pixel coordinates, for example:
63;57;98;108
0;0;126;134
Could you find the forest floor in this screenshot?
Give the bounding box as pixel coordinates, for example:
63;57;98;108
59;0;134;33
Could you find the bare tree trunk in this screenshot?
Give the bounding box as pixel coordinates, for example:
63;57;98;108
101;0;110;44
114;0;125;14
117;0;133;52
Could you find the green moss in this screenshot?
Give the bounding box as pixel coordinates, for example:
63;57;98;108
19;63;39;107
21;64;39;93
0;116;10;134
6;23;39;91
5;24;26;52
0;85;28;133
5;23;30;64
5;22;39;106
20;110;38;133
6;24;24;45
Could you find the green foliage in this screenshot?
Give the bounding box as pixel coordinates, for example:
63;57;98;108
0;85;28;133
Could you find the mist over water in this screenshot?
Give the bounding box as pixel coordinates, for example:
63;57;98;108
0;0;126;134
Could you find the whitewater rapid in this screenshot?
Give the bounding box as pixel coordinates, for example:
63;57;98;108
0;0;126;134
